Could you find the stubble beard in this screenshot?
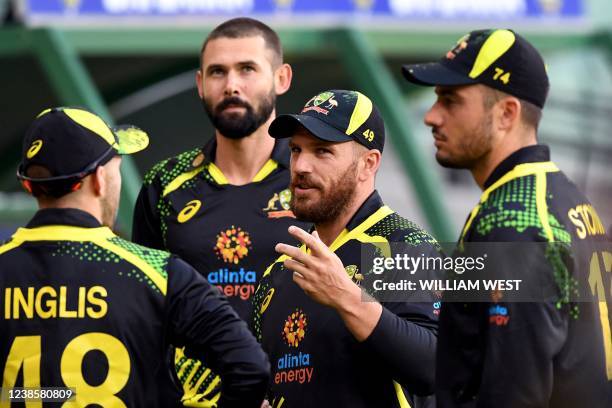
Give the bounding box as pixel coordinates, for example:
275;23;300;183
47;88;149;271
290;161;358;224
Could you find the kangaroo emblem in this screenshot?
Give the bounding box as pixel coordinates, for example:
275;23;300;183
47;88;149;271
263;193;280;211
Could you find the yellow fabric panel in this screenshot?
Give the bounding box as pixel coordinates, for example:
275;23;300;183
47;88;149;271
207;163;229;185
252;159;279;182
393;381;412;408
346;91;373;136
163;166;205;197
63;108;116;147
460;162;559;243
468;29;516;79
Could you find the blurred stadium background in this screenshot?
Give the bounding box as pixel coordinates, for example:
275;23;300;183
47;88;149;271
0;0;610;243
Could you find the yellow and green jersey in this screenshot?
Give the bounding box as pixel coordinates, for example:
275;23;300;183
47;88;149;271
253;191;439;408
0;208;269;407
132;138;308;406
437;145;612;407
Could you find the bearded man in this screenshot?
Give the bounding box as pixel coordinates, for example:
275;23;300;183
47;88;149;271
132;17;308;407
253;89;440;408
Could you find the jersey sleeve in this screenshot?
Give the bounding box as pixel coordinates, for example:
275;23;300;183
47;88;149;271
132;171;165;250
165;257;270;408
362;240;440;396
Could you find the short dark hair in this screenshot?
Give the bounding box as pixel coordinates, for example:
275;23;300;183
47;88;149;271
482;87;543;130
200;17;283;67
24;165;76;199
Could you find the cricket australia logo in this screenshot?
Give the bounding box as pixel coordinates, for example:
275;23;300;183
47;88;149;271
345;265;364;285
263;189;296;218
446;34;470;60
302;91;339;115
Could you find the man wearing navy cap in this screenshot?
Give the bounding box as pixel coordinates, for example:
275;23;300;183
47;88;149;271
403;29;611;407
253;90;440;407
1;107;269;407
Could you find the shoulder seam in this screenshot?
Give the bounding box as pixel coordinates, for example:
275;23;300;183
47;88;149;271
144;148;202;190
95;237;169;295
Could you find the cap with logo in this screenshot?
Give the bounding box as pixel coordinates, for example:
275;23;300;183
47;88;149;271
269;89;385;152
17;107;149;197
402;29;549;108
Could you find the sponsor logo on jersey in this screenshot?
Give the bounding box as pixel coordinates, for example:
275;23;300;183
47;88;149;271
260;288;275;314
207;267;257;300
276;309;313;384
177;199;201;223
214;226;252;264
433;301;441;316
211;226;254;300
489;304;510;326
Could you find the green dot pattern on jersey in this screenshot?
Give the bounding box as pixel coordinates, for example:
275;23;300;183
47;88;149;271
144;148;201;243
252;280;272;343
53;241;122;263
365;213;439;247
107;237;169;293
175;356;219;400
474;174;578;316
143;148;201;186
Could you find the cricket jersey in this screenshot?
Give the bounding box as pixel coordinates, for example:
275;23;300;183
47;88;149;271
253;191;439;408
132;137;308;406
0;208;269;408
436;145;612;407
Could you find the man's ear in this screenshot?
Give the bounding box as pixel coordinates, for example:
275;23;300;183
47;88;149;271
497;96;521;132
92;165;106;198
196;69;204;99
274;63;292;96
359;149;381;182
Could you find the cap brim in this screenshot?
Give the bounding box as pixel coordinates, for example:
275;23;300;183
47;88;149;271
269;114;353;143
113;125;149;155
402;62;477;86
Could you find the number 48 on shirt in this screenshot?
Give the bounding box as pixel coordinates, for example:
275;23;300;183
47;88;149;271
2;332;130;407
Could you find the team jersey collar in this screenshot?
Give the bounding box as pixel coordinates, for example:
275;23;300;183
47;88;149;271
483;145;551;190
345;190;384;231
26;208;103;229
306;191;383;235
202;136;290;169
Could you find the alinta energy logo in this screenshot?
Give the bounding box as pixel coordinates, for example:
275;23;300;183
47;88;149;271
489;304;510;326
276;309;313;385
209;226;256;300
214;226;252;264
282;309;307;347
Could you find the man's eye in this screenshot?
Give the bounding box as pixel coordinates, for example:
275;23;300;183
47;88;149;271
316;148;331;155
439;96;455;106
290;147;301;153
242;66;255;73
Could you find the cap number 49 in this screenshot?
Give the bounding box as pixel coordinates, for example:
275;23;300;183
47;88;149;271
362;129;375;142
